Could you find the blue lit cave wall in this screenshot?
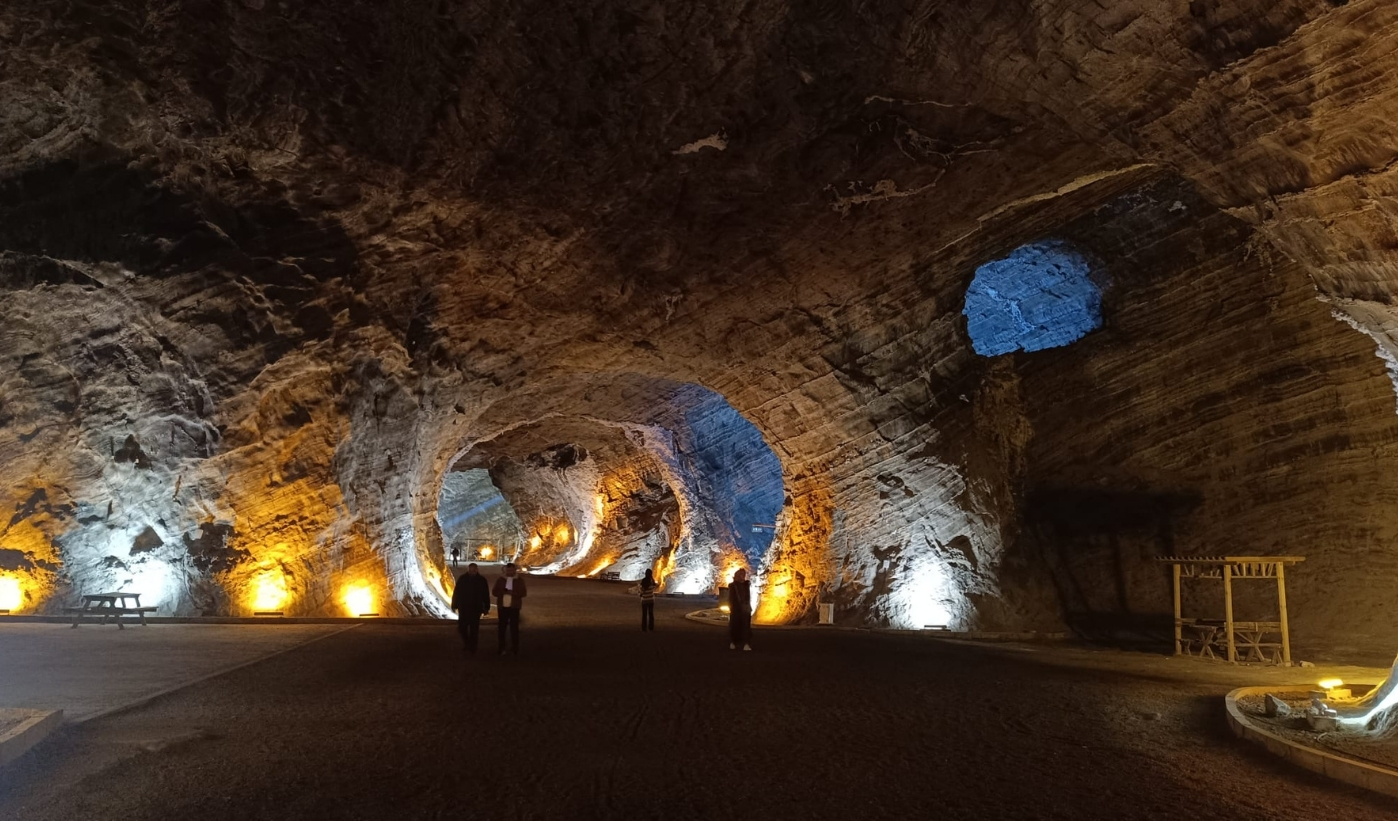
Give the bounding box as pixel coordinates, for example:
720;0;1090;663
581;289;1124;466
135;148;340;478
963;242;1103;356
436;469;525;561
671;388;785;568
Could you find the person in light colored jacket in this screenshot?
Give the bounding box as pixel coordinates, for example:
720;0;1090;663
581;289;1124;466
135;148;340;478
491;563;528;655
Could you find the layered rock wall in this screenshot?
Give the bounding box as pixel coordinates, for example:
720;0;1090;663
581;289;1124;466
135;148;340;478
5;0;1398;653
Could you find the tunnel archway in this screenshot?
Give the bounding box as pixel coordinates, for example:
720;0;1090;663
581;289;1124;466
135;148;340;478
433;375;787;604
437;468;525;565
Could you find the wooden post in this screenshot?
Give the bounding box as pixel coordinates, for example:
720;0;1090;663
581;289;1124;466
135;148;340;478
1223;563;1236;663
1276;562;1291;666
1172;563;1182;655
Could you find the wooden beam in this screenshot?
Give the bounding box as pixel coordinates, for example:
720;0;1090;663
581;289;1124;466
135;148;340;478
1172;563;1182;656
1277;562;1291;666
1223;563;1236;663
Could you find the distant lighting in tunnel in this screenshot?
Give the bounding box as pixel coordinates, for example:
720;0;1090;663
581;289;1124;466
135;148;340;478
342;583;377;617
479;545;495;560
1319;678;1345;690
530;534;543;550
555;524;571;544
963;241;1102;356
0;576;22;612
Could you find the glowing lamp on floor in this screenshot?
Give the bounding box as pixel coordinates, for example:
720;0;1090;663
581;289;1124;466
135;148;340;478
343;583;378;617
479;545;495;561
250;570;289;615
1319;678;1352;700
0;576;23;613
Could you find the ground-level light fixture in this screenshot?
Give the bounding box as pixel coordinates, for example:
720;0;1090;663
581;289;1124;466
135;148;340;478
1319;678;1351;700
342;582;378;617
250;569;289;613
0;576;23;613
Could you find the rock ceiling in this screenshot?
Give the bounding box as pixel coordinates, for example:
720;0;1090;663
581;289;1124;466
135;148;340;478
3;1;1398;649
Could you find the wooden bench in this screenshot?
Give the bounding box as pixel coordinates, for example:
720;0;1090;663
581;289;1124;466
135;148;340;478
1176;618;1284;664
1232;621;1285;664
1180;620;1222;659
66;592;157;629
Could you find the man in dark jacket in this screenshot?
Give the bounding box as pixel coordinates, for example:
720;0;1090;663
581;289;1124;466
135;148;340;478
491;563;528;655
450;563;491;653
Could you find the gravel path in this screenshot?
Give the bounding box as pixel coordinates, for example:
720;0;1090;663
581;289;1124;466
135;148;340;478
1;577;1395;820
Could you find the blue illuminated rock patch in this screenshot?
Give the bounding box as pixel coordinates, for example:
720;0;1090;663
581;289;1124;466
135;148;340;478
963;242;1102;356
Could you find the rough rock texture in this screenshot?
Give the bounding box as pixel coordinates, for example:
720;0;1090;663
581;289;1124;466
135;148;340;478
5;1;1398;647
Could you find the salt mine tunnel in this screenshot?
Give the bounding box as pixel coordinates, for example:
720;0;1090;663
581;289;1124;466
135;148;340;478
7;1;1398;818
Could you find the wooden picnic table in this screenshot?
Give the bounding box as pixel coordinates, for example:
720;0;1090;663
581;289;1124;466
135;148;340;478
65;591;158;629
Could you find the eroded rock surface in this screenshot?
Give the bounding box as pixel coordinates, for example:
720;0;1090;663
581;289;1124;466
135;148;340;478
3;1;1398;649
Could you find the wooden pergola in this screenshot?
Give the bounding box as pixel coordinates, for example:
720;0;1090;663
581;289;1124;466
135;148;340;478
1155;556;1305;666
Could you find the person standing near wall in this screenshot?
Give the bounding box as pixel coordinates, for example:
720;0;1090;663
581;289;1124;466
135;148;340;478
639;568;657;631
728;568;753;651
492;563;527;655
450;563;490;654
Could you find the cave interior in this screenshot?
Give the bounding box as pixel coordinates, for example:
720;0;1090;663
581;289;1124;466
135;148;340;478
2;0;1398;662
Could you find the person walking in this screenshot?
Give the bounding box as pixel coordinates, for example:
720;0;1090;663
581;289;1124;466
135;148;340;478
450;563;491;653
728;568;753;651
492;563;527;655
639;568;657;631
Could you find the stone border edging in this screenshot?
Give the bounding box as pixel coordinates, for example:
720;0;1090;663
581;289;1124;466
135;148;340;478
1226;685;1398;799
684;609;729;626
0;709;63;767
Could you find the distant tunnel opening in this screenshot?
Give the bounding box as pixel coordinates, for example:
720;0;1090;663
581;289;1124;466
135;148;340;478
964;241;1102;356
436;469;524;566
437;378;786;596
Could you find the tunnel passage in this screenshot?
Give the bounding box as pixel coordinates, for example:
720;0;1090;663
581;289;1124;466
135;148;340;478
437;469;525;564
438;378;786;597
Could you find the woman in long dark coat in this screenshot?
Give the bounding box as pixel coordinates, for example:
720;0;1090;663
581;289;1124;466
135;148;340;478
639;568;657;631
728;568;752;651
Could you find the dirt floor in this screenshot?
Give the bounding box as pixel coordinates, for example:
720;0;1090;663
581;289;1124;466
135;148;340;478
1;576;1396;820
